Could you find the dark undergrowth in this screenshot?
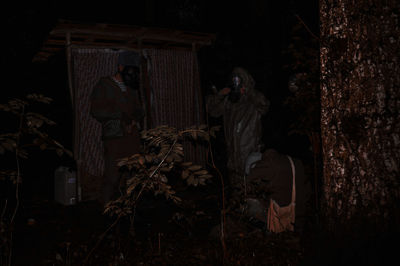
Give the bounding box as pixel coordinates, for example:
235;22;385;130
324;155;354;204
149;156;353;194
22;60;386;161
12;190;306;266
11;188;398;266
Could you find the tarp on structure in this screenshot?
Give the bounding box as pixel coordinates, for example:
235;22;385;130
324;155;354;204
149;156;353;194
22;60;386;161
72;49;119;200
71;48;206;201
144;49;206;164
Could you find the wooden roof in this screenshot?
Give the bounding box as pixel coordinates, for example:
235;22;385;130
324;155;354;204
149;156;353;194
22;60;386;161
33;20;216;62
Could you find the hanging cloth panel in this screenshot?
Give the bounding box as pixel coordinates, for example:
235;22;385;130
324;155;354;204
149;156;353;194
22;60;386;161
71;48;119;200
145;49;206;164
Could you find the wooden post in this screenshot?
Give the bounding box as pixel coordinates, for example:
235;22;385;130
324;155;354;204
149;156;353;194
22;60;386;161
66;32;81;202
66;32;74;110
137;38;149;131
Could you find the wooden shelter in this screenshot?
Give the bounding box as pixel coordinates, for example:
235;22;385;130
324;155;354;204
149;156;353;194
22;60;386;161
34;20;215;201
33;19;215;62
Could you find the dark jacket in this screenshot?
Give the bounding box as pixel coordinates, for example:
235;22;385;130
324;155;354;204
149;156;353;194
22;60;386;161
90;77;143;139
206;67;270;175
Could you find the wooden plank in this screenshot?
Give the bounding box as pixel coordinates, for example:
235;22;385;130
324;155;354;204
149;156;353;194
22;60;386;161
43;37;193;49
51;20;215;44
49;29;214;46
33;19;215;62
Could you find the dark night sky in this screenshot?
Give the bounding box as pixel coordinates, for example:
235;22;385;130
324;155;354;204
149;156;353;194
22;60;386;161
1;0;318;199
2;0;318;92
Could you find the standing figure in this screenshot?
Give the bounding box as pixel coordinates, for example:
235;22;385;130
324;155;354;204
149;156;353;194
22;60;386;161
206;67;269;203
90;51;144;205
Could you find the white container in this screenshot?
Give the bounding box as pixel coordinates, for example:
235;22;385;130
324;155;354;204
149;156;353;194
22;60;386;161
54;166;77;205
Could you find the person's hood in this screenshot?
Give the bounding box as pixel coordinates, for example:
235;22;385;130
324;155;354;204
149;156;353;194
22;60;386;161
231;67;255;92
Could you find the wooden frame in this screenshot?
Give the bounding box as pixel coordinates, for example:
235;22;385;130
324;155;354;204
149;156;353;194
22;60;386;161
33;19;216;62
33;20;215;202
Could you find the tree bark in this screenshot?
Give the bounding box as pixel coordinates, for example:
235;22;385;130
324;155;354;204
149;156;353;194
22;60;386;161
320;0;400;231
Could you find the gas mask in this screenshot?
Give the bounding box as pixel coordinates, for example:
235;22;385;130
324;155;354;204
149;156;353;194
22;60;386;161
228;75;242;103
120;66;139;89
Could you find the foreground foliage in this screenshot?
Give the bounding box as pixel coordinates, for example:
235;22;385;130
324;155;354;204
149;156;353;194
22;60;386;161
0;94;71;265
104;125;219;219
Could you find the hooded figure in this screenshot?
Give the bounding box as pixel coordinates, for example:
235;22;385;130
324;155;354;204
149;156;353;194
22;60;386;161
90;51;144;205
206;67;270;195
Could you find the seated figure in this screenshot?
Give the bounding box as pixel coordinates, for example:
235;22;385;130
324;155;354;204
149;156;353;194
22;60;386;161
244;149;312;233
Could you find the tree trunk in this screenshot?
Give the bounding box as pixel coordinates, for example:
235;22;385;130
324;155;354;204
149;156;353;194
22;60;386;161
320;0;400;231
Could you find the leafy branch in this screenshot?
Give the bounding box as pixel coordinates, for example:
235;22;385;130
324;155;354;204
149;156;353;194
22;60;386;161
104;125;218;218
84;124;219;264
0;94;72;266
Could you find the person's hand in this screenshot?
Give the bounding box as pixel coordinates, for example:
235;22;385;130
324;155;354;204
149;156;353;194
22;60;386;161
219;87;231;96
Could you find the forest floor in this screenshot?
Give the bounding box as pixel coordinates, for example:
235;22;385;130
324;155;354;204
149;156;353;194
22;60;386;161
11;186;309;266
10;186;397;266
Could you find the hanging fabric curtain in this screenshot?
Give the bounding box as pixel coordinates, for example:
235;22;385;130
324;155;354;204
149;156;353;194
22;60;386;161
144;49;206;164
71;48;119;200
70;48;207;201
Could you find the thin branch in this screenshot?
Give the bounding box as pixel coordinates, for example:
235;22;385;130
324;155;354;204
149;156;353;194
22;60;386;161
1;199;7;221
294;14;319;40
149;137;178;178
205;104;227;263
83;214;122;265
10;105;24;225
8;106;24;266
